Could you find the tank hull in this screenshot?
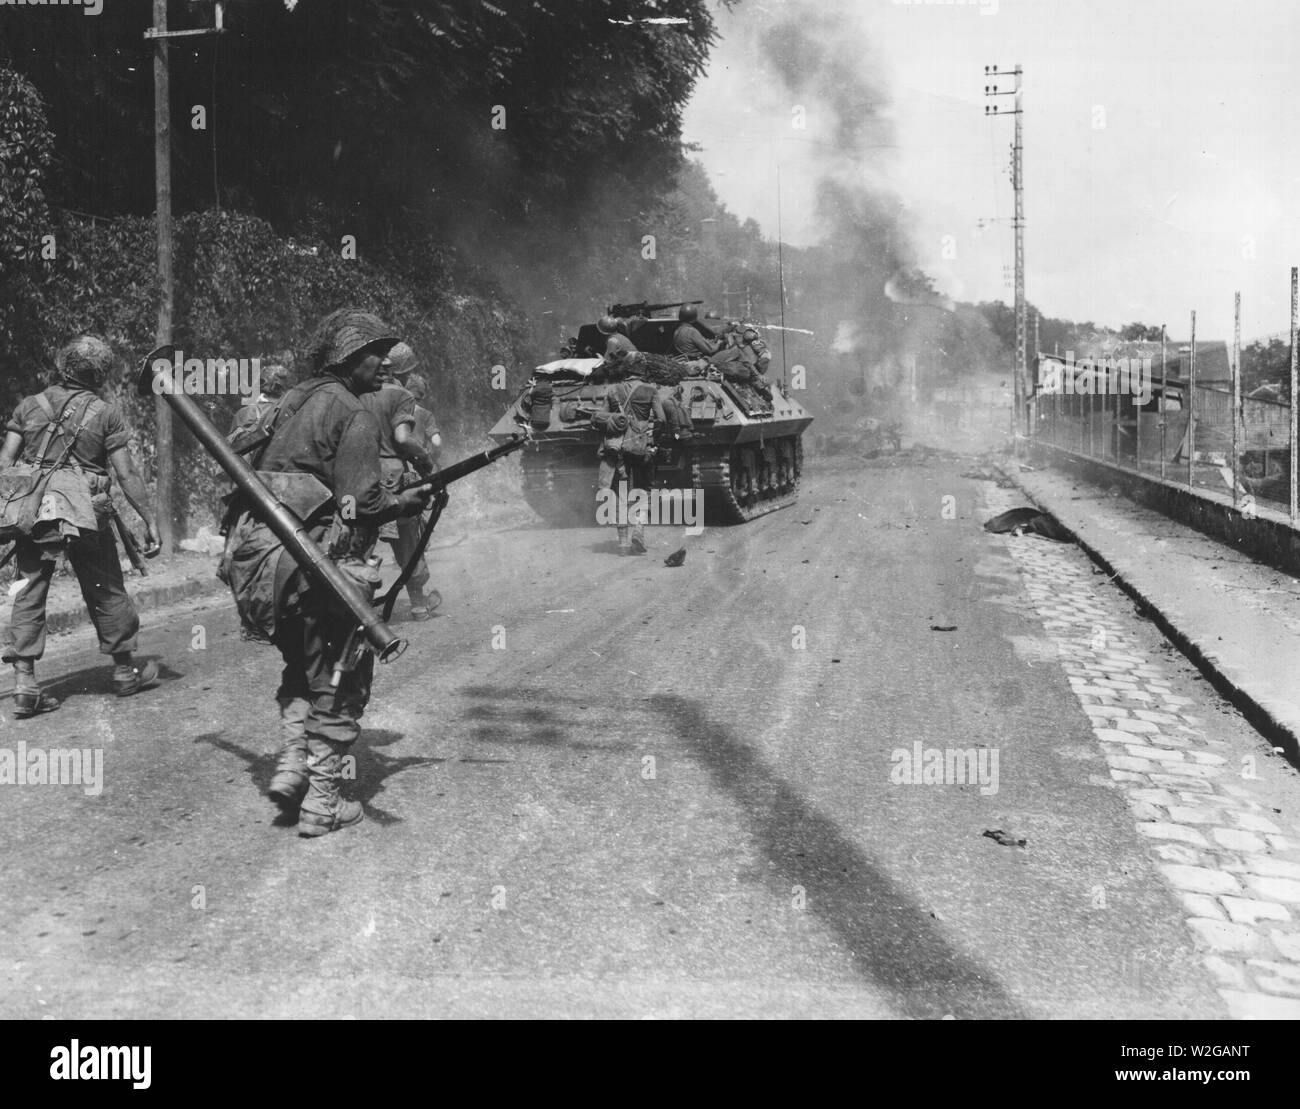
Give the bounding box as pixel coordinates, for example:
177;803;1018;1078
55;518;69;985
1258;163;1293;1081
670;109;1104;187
489;358;812;526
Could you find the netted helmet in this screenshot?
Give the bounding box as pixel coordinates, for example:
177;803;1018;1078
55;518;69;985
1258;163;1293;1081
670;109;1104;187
56;335;117;389
306;308;400;374
386;341;421;378
262;363;293;398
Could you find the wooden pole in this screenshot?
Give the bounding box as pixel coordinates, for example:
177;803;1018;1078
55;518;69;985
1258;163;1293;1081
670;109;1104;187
1232;291;1241;509
1159;324;1167;480
1187;311;1197;489
153;0;174;554
1291;267;1298;524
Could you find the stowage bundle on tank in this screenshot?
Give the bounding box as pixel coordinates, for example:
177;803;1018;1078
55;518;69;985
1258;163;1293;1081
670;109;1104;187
487;303;813;526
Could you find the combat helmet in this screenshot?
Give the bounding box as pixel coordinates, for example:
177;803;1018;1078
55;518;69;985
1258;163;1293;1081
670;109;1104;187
306;309;400;374
56;335;117;389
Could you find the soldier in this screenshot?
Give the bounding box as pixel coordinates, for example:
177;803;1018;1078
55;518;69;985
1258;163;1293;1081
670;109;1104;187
671;304;746;372
586;360;665;555
0;336;161;716
595;314;638;368
221;309;430;836
403;372;443;462
359;345;437;622
227;358;292;440
395;366;443;617
733;324;774;397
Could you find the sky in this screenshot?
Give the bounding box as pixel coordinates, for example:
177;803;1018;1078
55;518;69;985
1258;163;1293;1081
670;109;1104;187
681;0;1300;342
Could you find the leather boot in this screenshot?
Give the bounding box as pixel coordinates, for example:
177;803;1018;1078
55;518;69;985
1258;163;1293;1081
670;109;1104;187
297;736;364;838
12;661;59;718
267;696;310;810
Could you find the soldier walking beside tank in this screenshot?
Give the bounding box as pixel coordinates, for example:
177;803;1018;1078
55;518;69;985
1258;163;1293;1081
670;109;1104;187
585;359;665;555
360;342;438;622
0;337;162;716
221;310;430;836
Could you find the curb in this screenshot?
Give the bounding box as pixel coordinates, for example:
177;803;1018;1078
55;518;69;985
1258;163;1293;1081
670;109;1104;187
1005;466;1300;768
43;574;227;641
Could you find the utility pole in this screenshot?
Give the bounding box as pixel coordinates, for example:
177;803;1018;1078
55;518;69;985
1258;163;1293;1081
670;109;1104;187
1232;291;1242;509
984;65;1024;453
1290;267;1297;524
149;0;174;554
145;2;225;554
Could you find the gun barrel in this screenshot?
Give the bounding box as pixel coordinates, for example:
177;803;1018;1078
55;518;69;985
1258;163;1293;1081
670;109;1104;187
610;299;703;317
400;436;526;494
138;349;407;664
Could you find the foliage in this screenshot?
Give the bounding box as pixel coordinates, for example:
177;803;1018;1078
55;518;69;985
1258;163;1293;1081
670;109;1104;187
0;68;55;354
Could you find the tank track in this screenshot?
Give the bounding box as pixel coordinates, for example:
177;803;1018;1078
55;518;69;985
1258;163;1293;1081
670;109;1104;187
693;435;803;524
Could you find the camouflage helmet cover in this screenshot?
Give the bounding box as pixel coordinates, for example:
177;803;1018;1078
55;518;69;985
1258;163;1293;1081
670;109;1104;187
56;335;117;388
306;308;400;374
386;341;421;378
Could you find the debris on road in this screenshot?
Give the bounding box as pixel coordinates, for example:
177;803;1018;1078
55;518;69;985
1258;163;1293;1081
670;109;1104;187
982;829;1027;848
664;549;686;567
983;507;1072;542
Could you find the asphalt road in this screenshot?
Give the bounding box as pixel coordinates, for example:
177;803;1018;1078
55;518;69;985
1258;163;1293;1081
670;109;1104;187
1;451;1277;1018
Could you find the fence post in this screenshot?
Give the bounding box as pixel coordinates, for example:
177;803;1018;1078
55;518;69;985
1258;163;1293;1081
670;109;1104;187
1160;325;1167;481
1291;267;1297;525
1232;292;1242;509
1187;311;1197;489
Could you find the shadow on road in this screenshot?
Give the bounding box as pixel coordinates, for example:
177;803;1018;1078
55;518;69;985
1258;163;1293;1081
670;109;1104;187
657;693;1028;1019
194;727;444;828
457;684;635;752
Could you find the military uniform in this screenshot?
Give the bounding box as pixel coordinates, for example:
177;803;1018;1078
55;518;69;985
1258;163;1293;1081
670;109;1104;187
593;378;665;553
222;311;417;836
3;384;140;663
360;382;431;611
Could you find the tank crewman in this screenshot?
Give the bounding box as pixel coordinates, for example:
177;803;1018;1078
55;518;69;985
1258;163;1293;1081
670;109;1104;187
222;309;431;836
228;359;293;440
359;345;437;622
733;324;774;397
0;336;162;716
596;314;638;368
586;360;665;555
671;305;746;373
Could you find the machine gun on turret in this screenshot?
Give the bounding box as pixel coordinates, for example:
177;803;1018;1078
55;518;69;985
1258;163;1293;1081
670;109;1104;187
608;299;702;319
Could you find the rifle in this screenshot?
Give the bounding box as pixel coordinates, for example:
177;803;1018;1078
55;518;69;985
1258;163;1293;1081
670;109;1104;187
108;508;151;577
609;299;703;318
381;434;526;621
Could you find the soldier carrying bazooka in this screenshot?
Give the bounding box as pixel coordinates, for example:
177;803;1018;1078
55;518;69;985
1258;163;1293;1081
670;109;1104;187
141;308;524;837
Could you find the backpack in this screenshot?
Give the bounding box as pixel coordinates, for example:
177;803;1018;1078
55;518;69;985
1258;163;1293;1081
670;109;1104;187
612;382;655;460
0;391;102;542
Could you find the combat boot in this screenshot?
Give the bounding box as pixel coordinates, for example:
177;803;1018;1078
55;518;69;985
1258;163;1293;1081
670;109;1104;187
12;661;59;718
297;736;364;838
267;696;310;810
112;658;160;697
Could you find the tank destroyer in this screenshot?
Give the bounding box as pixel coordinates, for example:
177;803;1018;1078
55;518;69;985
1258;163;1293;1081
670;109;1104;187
487;303;813;525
